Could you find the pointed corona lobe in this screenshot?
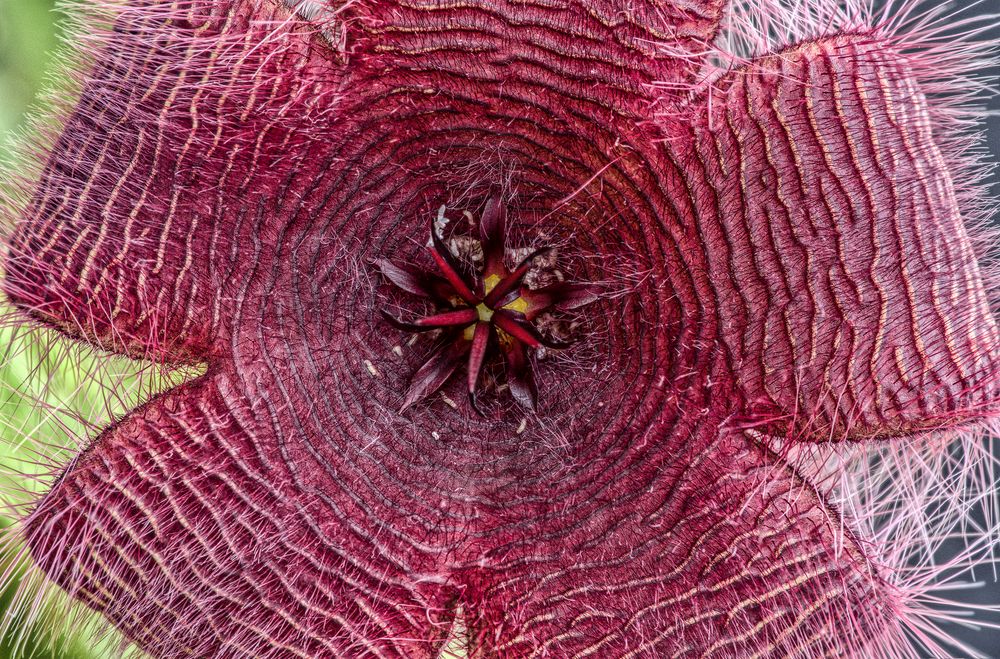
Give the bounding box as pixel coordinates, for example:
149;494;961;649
2;1;999;658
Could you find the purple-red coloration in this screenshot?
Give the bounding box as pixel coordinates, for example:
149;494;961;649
378;200;592;413
2;0;1000;657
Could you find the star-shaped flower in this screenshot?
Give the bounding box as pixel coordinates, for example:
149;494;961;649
3;1;999;657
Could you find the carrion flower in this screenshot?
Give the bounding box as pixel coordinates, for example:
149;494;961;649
1;0;1000;657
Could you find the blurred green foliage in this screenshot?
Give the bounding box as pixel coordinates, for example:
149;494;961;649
0;0;60;159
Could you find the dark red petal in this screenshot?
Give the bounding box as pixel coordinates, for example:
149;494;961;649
347;1;726;119
520;282;601;320
479;197;507;280
25;373;458;657
493;309;570;349
401;335;470;411
483;247;551;309
665;36;1000;441
466;322;493;415
469;435;891;657
375;258;454;301
428;214;478;304
380;308;477;332
2;3;337;361
503;339;537;412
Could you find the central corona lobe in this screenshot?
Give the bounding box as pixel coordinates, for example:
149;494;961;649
377;198;598;414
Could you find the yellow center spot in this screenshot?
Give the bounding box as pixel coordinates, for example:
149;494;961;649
483;273;501;294
476;303;494;322
504;296;528;314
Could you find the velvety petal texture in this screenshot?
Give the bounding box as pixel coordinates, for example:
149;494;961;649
3;0;999;657
661;37;1000;441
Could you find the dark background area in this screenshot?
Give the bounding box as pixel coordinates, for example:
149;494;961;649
937;2;1000;656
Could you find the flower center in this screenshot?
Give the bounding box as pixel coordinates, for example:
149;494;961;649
377;198;599;414
475;303;494;323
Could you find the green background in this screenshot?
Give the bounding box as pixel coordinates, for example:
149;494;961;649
0;0;60;158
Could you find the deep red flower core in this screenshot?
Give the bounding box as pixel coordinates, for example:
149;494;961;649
2;1;999;657
377;198;597;413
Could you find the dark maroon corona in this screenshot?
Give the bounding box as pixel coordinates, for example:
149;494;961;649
378;199;596;412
